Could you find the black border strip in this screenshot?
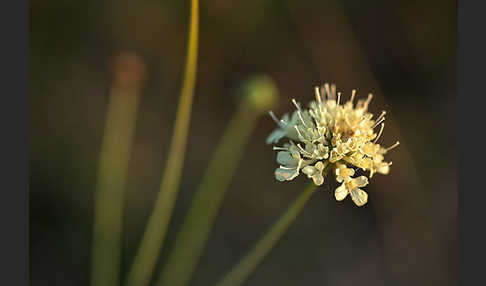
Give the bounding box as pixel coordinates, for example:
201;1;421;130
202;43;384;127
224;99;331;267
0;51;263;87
459;0;484;285
0;0;29;284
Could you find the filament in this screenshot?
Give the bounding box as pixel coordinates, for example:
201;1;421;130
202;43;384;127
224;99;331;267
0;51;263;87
315;86;322;104
374;123;385;143
269;111;280;125
350;90;356;103
386;141;400;151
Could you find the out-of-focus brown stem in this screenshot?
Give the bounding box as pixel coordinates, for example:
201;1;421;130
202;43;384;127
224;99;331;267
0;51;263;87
90;52;146;286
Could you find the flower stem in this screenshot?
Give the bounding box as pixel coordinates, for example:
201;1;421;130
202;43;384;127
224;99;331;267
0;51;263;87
215;181;321;286
91;52;145;286
124;1;199;286
156;76;278;286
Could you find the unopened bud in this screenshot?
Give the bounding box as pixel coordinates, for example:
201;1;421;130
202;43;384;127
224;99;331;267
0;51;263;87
240;75;279;113
111;51;147;90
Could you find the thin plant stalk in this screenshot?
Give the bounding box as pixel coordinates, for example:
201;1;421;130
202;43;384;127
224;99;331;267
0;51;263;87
125;1;199;286
156;84;274;286
91;53;145;286
216;179;326;286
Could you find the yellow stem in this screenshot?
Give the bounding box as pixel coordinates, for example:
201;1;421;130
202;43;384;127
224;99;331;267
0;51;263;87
125;1;199;286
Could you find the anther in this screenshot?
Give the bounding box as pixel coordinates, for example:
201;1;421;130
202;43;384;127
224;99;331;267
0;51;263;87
376;111;386;122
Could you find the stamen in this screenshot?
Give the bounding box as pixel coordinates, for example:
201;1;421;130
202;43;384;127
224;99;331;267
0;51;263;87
337;92;342;106
375;110;386;123
294;125;304;138
350;90;356;103
314;86;322;104
297;144;313;156
273;146;289;151
388;162;393;166
372;116;385;129
279;165;296;170
324;83;332;100
331;84;336;98
359;113;373;124
297;111;308;127
363;93;373;110
269;111;280;125
373;123;385;143
309;110;318;120
386;141;400;151
291;98;301;110
291;99;308;127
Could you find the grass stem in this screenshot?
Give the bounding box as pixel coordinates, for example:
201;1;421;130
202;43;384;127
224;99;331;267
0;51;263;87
156;76;277;286
91;52;145;286
216;181;320;286
125;1;199;286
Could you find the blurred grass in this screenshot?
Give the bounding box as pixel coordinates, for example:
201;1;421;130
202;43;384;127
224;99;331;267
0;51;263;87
216;181;320;286
90;52;145;286
125;1;199;286
156;76;278;286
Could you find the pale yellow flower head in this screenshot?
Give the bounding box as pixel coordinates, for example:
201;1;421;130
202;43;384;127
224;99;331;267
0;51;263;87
268;83;399;206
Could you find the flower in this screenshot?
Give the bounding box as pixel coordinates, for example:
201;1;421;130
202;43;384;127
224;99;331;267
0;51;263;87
267;83;399;206
302;161;328;186
334;176;369;206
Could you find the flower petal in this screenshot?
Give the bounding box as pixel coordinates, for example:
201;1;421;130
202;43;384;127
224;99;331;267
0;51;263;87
350;188;368;206
354;176;369;187
266;129;286;144
377;163;390;174
274;167;297;181
334;183;348;201
302;165;315;177
329;150;343;163
312;174;324;186
277;151;296;166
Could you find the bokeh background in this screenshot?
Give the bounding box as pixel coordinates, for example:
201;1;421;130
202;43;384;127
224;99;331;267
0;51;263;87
30;0;457;285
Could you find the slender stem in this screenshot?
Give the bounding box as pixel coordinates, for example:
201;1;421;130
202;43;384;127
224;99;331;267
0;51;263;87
156;100;264;286
216;181;322;286
91;53;144;286
125;1;199;286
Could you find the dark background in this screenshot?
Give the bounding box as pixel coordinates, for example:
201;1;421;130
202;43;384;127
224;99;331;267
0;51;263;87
30;0;457;285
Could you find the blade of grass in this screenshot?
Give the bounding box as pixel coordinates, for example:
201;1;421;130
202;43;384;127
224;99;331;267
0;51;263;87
215;179;326;286
156;76;278;286
125;1;199;286
91;52;146;286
